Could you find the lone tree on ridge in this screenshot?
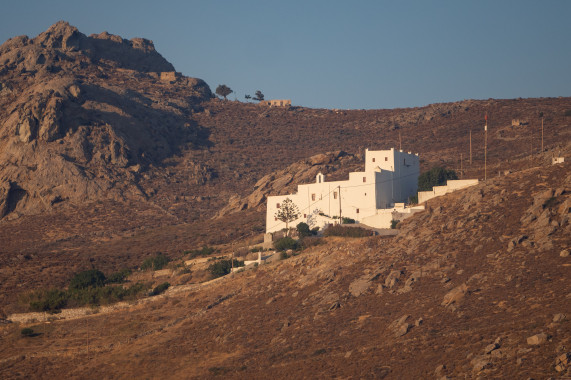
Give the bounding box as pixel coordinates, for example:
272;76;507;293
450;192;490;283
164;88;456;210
215;84;233;100
275;198;300;236
253;90;265;101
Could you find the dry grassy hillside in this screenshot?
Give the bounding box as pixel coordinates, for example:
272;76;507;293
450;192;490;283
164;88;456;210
1;158;569;379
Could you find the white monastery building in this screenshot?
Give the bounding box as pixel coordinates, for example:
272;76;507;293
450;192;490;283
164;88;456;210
266;148;423;233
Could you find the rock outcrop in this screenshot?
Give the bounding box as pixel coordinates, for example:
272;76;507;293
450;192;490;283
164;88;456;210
0;22;213;218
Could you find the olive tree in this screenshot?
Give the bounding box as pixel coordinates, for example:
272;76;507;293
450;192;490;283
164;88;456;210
215;84;233;100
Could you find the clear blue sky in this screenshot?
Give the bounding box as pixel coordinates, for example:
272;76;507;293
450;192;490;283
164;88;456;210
1;0;570;109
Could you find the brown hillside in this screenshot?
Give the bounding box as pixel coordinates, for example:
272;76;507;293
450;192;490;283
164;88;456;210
0;155;569;379
0;22;570;329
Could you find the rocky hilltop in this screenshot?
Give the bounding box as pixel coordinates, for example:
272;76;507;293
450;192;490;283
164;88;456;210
0;21;211;218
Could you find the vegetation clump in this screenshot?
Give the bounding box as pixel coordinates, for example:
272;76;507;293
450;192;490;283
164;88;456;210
324;225;374;238
187;246;216;259
21;268;150;312
69;269;106;291
418;167;458;191
105;268;132;284
21;328;35;337
150;282;170;296
207;259;244;278
273;236;299;251
141;254;170;271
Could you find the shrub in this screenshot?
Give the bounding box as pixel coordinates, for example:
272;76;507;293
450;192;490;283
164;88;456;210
21;328;35;337
324;225;374;238
408;194;418;204
342;217;356;224
390;220;399;229
150;282;170;296
418;167;458;191
274;237;299;251
208;259;244;278
188;246;216;259
105;269;131;284
280;251;289;260
296;222;311;237
141;254;170;271
69;269;106;291
28;288;68;312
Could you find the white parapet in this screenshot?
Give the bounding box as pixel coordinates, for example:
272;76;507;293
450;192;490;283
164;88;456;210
418;179;479;204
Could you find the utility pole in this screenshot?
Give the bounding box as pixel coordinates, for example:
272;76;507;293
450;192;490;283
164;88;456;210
540;112;544;153
469;128;472;166
460;153;463;179
484;114;488;181
338;185;342;224
399;131;402;150
86;318;90;358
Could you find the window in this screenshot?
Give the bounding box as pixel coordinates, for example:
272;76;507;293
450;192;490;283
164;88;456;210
364;193;367;196
363;177;366;183
276;203;280;208
311;194;316;201
303;214;307;218
372;158;375;162
275;217;278;221
333;192;337;199
356;208;360;214
385;157;388;161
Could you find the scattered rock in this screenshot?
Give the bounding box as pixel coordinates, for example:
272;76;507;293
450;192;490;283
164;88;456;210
553;313;567;323
471;356;492;372
441;283;469;307
349;277;371;297
526;333;549;345
555;352;570;372
384;270;403;288
484;342;499;354
561;249;570;258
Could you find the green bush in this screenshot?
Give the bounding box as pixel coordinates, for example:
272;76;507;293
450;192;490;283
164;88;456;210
25;282;150;312
280;251;289;260
341;217;356;224
324;225;374;238
69;269;106;291
188;246;216;259
418;167;458;191
273;237;299;251
150;282;170;296
21;328;35;337
207;259;244;278
105;268;131;284
390;220;399;229
296;222;312;237
408;194;418;204
141;254;170;271
28;288;68;312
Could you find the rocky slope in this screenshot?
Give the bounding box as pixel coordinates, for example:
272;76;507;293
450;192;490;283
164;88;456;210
0;157;568;379
0;21;211;218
